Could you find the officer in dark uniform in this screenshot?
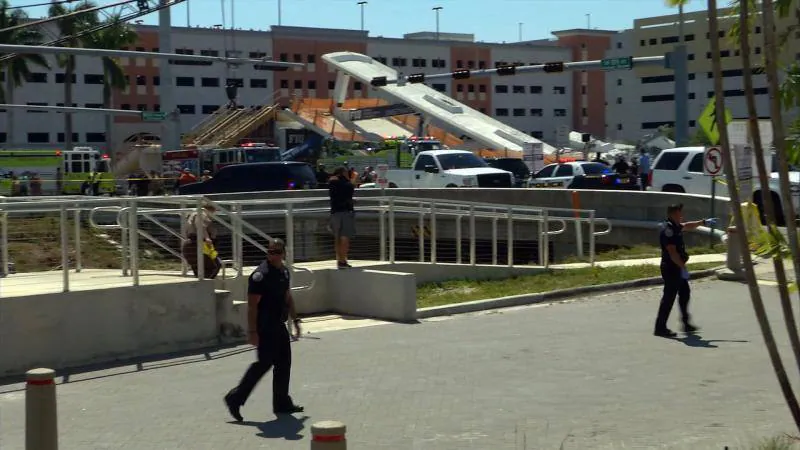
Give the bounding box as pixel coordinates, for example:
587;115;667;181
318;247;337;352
224;238;304;421
653;203;717;337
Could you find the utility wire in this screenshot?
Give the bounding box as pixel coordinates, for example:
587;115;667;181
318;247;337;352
0;0;186;63
0;0;137;34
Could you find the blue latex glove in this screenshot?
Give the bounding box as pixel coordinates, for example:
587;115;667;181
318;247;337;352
681;268;690;280
704;217;718;227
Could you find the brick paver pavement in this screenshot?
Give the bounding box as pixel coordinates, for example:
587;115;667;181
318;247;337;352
1;278;798;449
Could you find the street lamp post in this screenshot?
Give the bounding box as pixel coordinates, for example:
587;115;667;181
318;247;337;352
518;22;523;41
432;6;442;40
358;1;367;31
278;0;282;25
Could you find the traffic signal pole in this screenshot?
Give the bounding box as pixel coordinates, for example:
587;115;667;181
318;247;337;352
159;0;179;152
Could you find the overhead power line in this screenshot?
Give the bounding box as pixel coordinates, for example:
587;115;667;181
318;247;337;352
0;0;186;64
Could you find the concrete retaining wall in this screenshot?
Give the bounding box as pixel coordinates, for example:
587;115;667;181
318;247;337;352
0;281;217;377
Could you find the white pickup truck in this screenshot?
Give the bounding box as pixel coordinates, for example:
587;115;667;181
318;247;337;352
382;150;514;188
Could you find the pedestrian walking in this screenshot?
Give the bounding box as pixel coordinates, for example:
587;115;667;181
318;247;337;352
328;166;356;269
638;148;651;191
224;238;304;421
653;203;717;337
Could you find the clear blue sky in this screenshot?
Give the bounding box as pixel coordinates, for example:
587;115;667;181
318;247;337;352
14;0;710;42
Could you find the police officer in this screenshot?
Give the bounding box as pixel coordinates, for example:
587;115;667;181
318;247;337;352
224;238;304;421
654;203;717;337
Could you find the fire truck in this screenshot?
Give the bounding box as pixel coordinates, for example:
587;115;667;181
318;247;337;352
161;144;282;178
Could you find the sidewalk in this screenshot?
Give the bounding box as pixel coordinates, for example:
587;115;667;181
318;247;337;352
551;253;727;270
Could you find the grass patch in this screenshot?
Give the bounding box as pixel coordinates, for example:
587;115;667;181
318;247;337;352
562;244;727;263
6;216;181;273
417;262;722;308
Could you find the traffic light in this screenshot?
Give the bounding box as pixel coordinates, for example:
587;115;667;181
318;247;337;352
407;73;426;84
370;76;387;87
543;62;565;73
497;65;516;76
452;69;471;80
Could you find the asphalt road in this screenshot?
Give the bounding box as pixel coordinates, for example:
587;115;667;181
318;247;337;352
1;278;799;449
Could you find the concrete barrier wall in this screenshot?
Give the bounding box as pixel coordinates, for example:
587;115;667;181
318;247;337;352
352;262;546;285
329;269;417;322
0;281;218;377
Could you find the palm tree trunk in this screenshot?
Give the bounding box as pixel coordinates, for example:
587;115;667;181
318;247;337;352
710;0;800;431
740;0;800;378
5;76;14;146
65;57;74;150
762;0;800;293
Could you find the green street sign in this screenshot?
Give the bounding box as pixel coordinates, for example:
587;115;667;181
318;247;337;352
141;111;167;122
601;56;633;71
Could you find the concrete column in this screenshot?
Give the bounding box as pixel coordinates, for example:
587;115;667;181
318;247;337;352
26;368;58;450
311;421;346;450
332;72;351;109
672;45;689;146
159;1;180;151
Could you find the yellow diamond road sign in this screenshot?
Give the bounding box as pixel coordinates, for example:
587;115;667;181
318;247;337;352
698;96;733;145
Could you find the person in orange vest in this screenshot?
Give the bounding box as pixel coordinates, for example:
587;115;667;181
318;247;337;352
178;168;198;186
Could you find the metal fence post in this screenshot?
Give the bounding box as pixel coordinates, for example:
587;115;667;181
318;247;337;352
179;200;188;276
129;199;140;286
542;210;550;268
430;201;437;264
234;203;244;277
73;204;82;273
286;202;295;266
575;219;585;260
507;207;514;267
379;200;386;261
418;203;425;262
120;202;129;277
469;205;476;266
195;199;204;281
491;215;498;266
455;207;462;264
1;212;8;279
388;197;395;263
589;210;596;266
60;204;69;293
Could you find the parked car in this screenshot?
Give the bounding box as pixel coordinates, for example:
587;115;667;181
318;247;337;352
528;161;639;190
649;146;800;224
178;162;317;195
484;157;531;187
384;150;513;188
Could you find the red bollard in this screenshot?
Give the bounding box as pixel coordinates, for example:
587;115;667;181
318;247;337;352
26;368;58;450
311;420;347;450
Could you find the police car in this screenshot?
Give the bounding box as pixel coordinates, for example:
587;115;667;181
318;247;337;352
528;161;639;190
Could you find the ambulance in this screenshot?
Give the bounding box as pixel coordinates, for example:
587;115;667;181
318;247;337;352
0;147;115;196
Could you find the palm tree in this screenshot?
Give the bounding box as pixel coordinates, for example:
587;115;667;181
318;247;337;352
0;0;50;145
738;0;800;401
84;15;136;151
709;0;800;431
48;0;97;151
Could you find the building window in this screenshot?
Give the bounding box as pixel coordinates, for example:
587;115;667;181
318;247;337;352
328;81;335;90
642;94;675;102
531;131;544;139
616;79;622;86
153;76;160;86
689;93;696;100
530;108;543;117
495;108;509;116
84;74;104;84
85;103;102;108
121;104;131;110
136;104;147;111
685;34;695;41
279;53;288;62
293;53;302;63
512;85;525;94
202;105;218;114
201;77;219;87
553;86;566;94
616;98;622;104
153;104;160;112
688;73;695;80
200;49;219;57
641;75;674;84
293;80;302;89
25;73;47;83
617;124;623;131
225;78;244;87
640;39;646;46
391;57;407;67
554;109;566;117
26;102;47;113
529;86;542;94
354;82;363;90
176;77;195;87
136;75;146;86
56;133;78;143
432;83;446;92
306;80;316;90
616;42;622;49
495;85;508;94
178;105;196;114
55;73;76;84
467;84;475;93
86;132;105;143
457;84;465;92
412;58;427;67
478;84;486;93
307;54;316;63
27;133;49;143
456;60;463;69
649;38;657;45
689;120;697;127
581;108;588;117
251;79;268;88
249;51;267;58
581;86;587;95
479;108;487;114
281;80;289;89
513;108;525;117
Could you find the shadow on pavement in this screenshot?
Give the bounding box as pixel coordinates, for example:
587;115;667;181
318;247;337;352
672;333;750;348
233;414;308;440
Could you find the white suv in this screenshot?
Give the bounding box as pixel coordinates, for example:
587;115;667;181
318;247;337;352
649;146;800;225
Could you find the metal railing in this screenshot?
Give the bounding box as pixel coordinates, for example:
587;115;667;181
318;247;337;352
0;194;612;296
